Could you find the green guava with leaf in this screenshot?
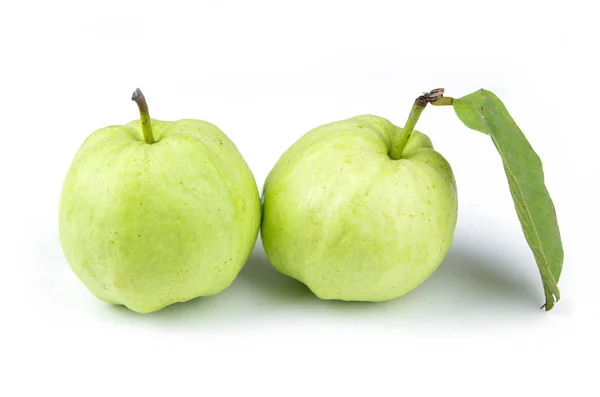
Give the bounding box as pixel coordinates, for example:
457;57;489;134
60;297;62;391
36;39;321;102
262;89;563;310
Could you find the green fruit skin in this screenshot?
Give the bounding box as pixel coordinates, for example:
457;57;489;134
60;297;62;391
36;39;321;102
261;115;457;301
59;119;261;313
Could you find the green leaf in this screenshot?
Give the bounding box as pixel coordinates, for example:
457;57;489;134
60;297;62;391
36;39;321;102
453;89;563;310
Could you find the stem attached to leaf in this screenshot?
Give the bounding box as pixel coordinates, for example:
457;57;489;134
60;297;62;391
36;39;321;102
390;88;453;159
131;88;155;144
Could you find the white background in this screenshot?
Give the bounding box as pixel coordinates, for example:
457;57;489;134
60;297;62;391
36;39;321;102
1;0;597;396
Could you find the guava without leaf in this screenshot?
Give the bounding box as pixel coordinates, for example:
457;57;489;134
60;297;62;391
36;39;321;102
261;115;457;301
59;91;261;313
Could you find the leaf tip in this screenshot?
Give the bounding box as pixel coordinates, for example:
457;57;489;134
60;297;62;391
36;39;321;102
542;302;554;311
541;293;560;311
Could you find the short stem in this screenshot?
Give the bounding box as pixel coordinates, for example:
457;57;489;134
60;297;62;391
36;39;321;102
131;88;155;144
390;88;450;160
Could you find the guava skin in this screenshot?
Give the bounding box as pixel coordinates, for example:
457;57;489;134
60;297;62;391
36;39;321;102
59;119;261;313
261;115;457;301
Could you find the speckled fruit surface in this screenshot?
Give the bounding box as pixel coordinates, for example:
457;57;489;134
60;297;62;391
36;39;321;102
261;115;457;301
59;118;261;313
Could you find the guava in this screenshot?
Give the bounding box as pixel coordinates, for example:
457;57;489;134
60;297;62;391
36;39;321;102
261;114;457;301
59;90;261;313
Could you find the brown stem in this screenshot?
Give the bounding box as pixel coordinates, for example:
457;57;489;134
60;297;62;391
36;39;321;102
131;88;155;144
